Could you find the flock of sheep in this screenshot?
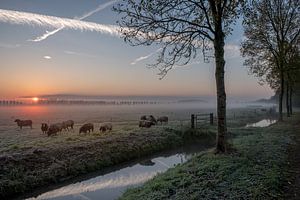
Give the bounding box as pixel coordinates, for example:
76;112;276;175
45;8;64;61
139;115;168;127
13;115;168;137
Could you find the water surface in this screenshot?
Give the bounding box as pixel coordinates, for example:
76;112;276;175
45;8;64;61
26;144;209;200
246;119;277;128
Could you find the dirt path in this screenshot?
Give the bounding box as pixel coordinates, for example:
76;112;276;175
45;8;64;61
284;117;300;199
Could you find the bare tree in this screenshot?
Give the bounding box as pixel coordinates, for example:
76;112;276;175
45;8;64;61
114;0;242;153
286;47;300;115
242;0;300;121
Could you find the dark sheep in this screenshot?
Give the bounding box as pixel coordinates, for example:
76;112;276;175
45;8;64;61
139;120;153;128
149;115;157;125
140;115;147;120
62;120;74;131
14;119;32;129
41;123;48;134
140;115;157;125
79;123;94;134
47;124;60;136
157;116;168;124
54;123;63;132
99;123;112;132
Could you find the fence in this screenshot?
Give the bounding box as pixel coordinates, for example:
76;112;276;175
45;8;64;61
191;113;214;129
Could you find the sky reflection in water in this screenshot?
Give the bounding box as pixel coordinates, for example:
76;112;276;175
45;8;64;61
27;154;191;200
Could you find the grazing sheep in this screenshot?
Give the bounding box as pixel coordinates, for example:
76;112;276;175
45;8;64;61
53;123;63;132
140;115;157;125
79;123;94;134
14;119;32;129
139;120;153;128
47;124;60;136
62;120;74;131
99;123;112;132
149;115;157;125
157;116;168;124
41;123;48;134
140;115;147;120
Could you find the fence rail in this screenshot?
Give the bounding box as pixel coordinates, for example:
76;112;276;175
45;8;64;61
191;113;214;129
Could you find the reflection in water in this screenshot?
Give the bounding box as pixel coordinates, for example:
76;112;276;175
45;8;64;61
246;119;277;128
139;159;155;166
27;171;159;200
27;154;192;200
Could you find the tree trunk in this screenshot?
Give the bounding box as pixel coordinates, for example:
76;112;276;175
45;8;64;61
286;81;290;117
278;71;284;121
289;87;293;115
214;30;227;153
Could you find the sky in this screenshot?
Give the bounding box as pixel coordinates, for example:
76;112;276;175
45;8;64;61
0;0;273;100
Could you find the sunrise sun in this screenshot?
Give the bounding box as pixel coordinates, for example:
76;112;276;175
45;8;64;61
32;97;39;102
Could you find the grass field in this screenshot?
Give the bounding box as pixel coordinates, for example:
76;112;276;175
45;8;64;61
120;113;299;200
0;106;276;198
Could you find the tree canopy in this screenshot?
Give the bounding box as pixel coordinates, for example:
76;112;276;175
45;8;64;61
242;0;300;120
114;0;241;78
114;0;243;153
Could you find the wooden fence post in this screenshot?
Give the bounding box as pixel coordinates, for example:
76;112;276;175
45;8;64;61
210;113;213;125
191;114;195;129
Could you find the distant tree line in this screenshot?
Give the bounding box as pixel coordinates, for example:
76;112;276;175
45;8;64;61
0;99;166;106
0;100;23;105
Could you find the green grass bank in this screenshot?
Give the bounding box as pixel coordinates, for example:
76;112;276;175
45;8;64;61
120;113;300;200
0;123;215;199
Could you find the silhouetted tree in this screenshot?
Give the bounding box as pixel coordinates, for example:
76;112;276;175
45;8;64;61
286;47;300;115
114;0;243;153
242;0;300;121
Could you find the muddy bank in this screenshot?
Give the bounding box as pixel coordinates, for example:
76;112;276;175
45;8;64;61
0;126;214;199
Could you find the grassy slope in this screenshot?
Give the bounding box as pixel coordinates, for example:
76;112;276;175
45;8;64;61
120;114;300;200
0;122;216;199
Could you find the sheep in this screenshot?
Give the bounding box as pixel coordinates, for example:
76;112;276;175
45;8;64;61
99;123;112;132
53;123;63;132
41;123;48;134
139;120;153;128
47;124;60;136
140;115;157;125
149;115;157;125
62;120;74;131
14;119;32;129
140;115;147;120
79;123;94;134
157;116;168;124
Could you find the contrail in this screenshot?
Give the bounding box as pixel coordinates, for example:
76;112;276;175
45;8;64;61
0;8;121;37
76;0;119;20
131;48;162;65
29;26;64;42
64;50;96;58
29;0;119;42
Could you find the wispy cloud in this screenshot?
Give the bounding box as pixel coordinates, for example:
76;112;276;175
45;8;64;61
43;55;51;59
29;0;119;42
64;50;96;58
130;43;240;66
131;48;162;65
28;26;64;42
76;0;119;20
0;9;121;37
0;42;21;48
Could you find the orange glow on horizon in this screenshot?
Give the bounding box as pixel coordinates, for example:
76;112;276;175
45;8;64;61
32;97;39;102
